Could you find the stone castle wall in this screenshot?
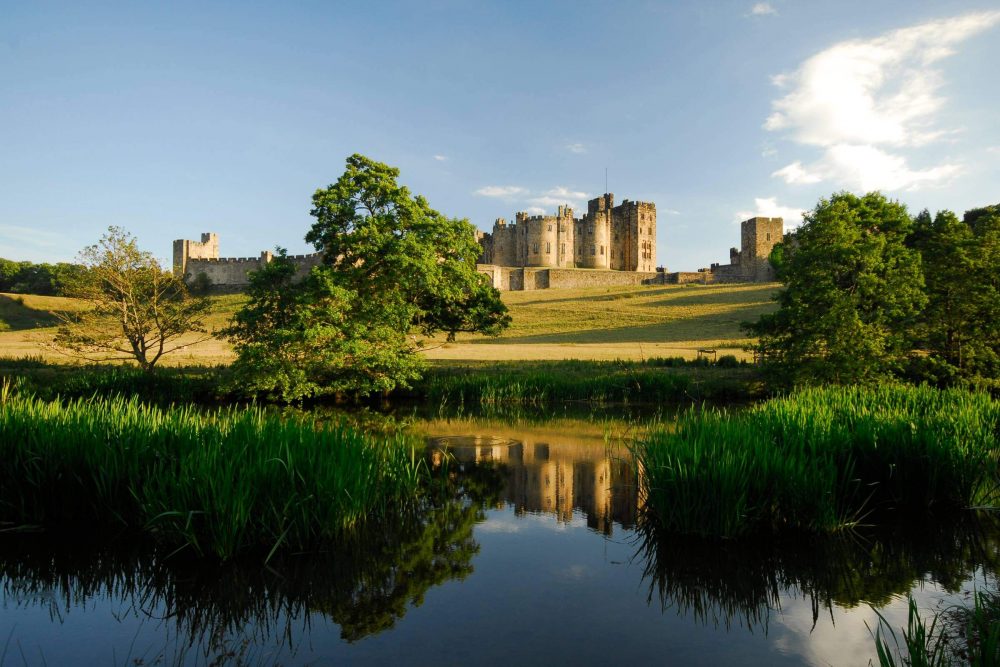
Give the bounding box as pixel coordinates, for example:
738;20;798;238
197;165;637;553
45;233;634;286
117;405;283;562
476;265;662;291
173;233;321;288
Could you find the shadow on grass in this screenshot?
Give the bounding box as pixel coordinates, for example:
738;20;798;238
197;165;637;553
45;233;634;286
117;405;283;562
476;302;770;344
0;293;62;330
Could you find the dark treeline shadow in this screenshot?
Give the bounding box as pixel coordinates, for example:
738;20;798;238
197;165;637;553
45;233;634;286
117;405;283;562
0;464;507;663
635;510;1000;634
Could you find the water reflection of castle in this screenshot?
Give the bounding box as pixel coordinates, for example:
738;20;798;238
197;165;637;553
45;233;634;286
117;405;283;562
431;436;639;535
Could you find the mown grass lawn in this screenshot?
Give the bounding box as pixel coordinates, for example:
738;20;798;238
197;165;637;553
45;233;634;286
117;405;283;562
0;282;778;365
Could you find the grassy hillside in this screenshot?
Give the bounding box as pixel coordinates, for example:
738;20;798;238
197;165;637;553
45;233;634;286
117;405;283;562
0;283;778;365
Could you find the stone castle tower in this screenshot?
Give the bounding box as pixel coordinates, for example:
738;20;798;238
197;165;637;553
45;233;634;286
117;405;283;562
478;194;656;272
709;217;784;282
172;232;219;277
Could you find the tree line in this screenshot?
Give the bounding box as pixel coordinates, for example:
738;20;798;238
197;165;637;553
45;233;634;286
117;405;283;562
749;192;1000;389
0;259;86;296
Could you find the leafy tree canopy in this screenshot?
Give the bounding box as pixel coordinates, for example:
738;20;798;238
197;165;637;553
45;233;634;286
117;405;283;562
306;153;509;340
227;155;509;401
747;192;926;386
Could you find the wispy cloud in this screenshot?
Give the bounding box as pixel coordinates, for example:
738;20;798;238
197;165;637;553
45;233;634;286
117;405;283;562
527;186;590;209
750;3;776;16
736;197;807;228
474;185;527;197
765;10;1000;191
661;208;681;216
432;154;448;161
565;142;587;154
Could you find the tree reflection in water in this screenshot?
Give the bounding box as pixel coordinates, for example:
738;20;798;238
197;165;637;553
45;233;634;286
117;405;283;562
635;509;1000;633
0;461;506;661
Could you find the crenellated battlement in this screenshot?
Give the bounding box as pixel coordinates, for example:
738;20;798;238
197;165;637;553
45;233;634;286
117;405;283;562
173;233;322;288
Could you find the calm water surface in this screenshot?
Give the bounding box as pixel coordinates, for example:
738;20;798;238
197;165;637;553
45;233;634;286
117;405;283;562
1;415;997;666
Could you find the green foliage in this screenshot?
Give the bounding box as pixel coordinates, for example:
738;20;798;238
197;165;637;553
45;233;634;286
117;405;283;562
228;155;509;401
0;258;87;296
636;385;1000;539
417;358;761;406
306;153;509;341
188;271;214;296
0;389;424;560
225;249;425;402
747;192;926;386
52;226;211;372
908;206;1000;385
869;590;1000;667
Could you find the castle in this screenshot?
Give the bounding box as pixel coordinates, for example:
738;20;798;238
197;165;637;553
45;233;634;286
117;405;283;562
477;193;657;272
172;208;782;291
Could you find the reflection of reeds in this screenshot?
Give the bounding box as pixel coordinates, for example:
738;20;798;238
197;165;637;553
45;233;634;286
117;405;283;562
636;385;1000;538
0;390;424;559
635;511;1000;635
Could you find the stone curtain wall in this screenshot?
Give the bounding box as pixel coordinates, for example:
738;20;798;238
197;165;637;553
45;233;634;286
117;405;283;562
173;233;322;289
476;265;662;291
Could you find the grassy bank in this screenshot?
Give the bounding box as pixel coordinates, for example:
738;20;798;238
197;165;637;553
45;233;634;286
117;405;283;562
636;385;1000;538
414;357;763;406
0;386;423;559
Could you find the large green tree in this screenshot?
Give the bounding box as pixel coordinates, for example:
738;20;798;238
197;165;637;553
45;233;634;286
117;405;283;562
226;154;509;400
747;192;926;385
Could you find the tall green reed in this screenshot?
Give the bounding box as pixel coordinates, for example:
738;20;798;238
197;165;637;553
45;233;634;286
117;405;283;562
0;388;424;559
636;385;1000;538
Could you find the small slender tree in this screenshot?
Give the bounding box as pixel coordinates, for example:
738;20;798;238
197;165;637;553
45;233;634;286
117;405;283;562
52;226;211;371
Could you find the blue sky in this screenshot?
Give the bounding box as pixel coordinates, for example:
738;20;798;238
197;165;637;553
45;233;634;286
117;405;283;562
2;0;998;270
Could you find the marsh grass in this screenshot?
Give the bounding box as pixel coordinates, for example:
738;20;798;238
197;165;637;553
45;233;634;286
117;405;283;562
418;357;760;406
0;387;423;559
637;385;1000;538
870;590;1000;666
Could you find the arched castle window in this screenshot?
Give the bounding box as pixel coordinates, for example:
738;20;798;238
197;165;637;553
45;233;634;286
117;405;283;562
600;246;605;255
591;246;596;256
532;243;539;254
547;224;552;232
546;242;551;254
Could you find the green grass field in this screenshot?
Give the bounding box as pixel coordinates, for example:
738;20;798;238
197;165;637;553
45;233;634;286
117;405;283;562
0;283;779;365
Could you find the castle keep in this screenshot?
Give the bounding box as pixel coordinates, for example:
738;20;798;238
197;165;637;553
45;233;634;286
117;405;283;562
477;193;656;272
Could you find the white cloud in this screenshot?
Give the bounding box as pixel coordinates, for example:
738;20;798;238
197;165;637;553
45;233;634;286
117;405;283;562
761;146;778;158
765;11;1000;191
565;142;587;154
735;197;807;228
474;185;526;197
432;154;448;161
750;3;776;16
662;208;681;216
524;206;546;215
773;146;961;191
987;146;1000;154
527;186;590;210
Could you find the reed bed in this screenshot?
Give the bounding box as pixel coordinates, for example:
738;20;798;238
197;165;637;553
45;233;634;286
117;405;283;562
0;387;423;559
637;385;1000;538
419;358;758;406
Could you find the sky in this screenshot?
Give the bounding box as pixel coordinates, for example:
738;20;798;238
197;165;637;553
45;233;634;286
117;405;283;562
1;0;998;270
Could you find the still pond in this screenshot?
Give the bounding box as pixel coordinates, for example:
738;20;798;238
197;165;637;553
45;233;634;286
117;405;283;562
1;414;996;665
